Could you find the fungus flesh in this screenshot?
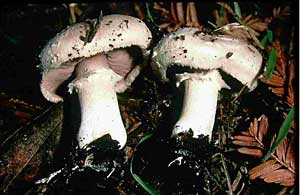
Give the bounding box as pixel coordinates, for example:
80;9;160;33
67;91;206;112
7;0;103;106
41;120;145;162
152;27;262;138
39;14;152;148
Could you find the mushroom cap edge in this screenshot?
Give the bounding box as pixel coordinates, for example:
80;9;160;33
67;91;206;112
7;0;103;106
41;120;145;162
151;27;262;89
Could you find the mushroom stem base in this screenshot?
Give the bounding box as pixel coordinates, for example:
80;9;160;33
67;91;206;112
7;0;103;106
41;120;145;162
172;78;220;138
70;69;127;149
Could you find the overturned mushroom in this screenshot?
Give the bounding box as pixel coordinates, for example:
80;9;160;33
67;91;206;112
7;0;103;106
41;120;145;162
151;27;262;138
39;14;152;148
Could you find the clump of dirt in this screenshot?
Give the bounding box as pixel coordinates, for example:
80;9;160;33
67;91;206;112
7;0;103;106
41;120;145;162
161;134;218;194
34;135;127;194
131;131;229;194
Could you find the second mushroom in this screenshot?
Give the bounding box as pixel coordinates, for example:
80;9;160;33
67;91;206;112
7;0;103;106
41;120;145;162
151;27;262;139
39;14;152;148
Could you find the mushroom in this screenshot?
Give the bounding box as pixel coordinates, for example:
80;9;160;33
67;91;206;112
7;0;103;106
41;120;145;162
151;27;262;138
39;14;152;148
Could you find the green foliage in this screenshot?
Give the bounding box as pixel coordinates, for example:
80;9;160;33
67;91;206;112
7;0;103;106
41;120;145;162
146;3;159;28
130;171;160;195
233;2;242;18
260;30;276;80
260;36;268;48
130;133;161;195
261;30;273;47
265;47;277;80
262;106;295;162
267;30;273;42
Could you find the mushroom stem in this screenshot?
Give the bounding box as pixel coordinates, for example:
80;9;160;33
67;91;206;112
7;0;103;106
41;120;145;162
172;72;227;138
70;69;127;149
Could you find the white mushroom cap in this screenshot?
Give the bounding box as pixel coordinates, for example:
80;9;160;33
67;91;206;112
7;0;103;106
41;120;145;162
40;14;152;71
152;27;262;89
38;14;152;149
40;14;152;103
151;27;263;139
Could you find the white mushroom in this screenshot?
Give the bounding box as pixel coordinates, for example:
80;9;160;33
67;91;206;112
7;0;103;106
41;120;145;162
151;27;262;138
39;14;152;148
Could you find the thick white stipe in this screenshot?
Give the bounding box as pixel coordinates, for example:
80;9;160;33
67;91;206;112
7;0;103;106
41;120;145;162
69;69;127;148
172;71;228;138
